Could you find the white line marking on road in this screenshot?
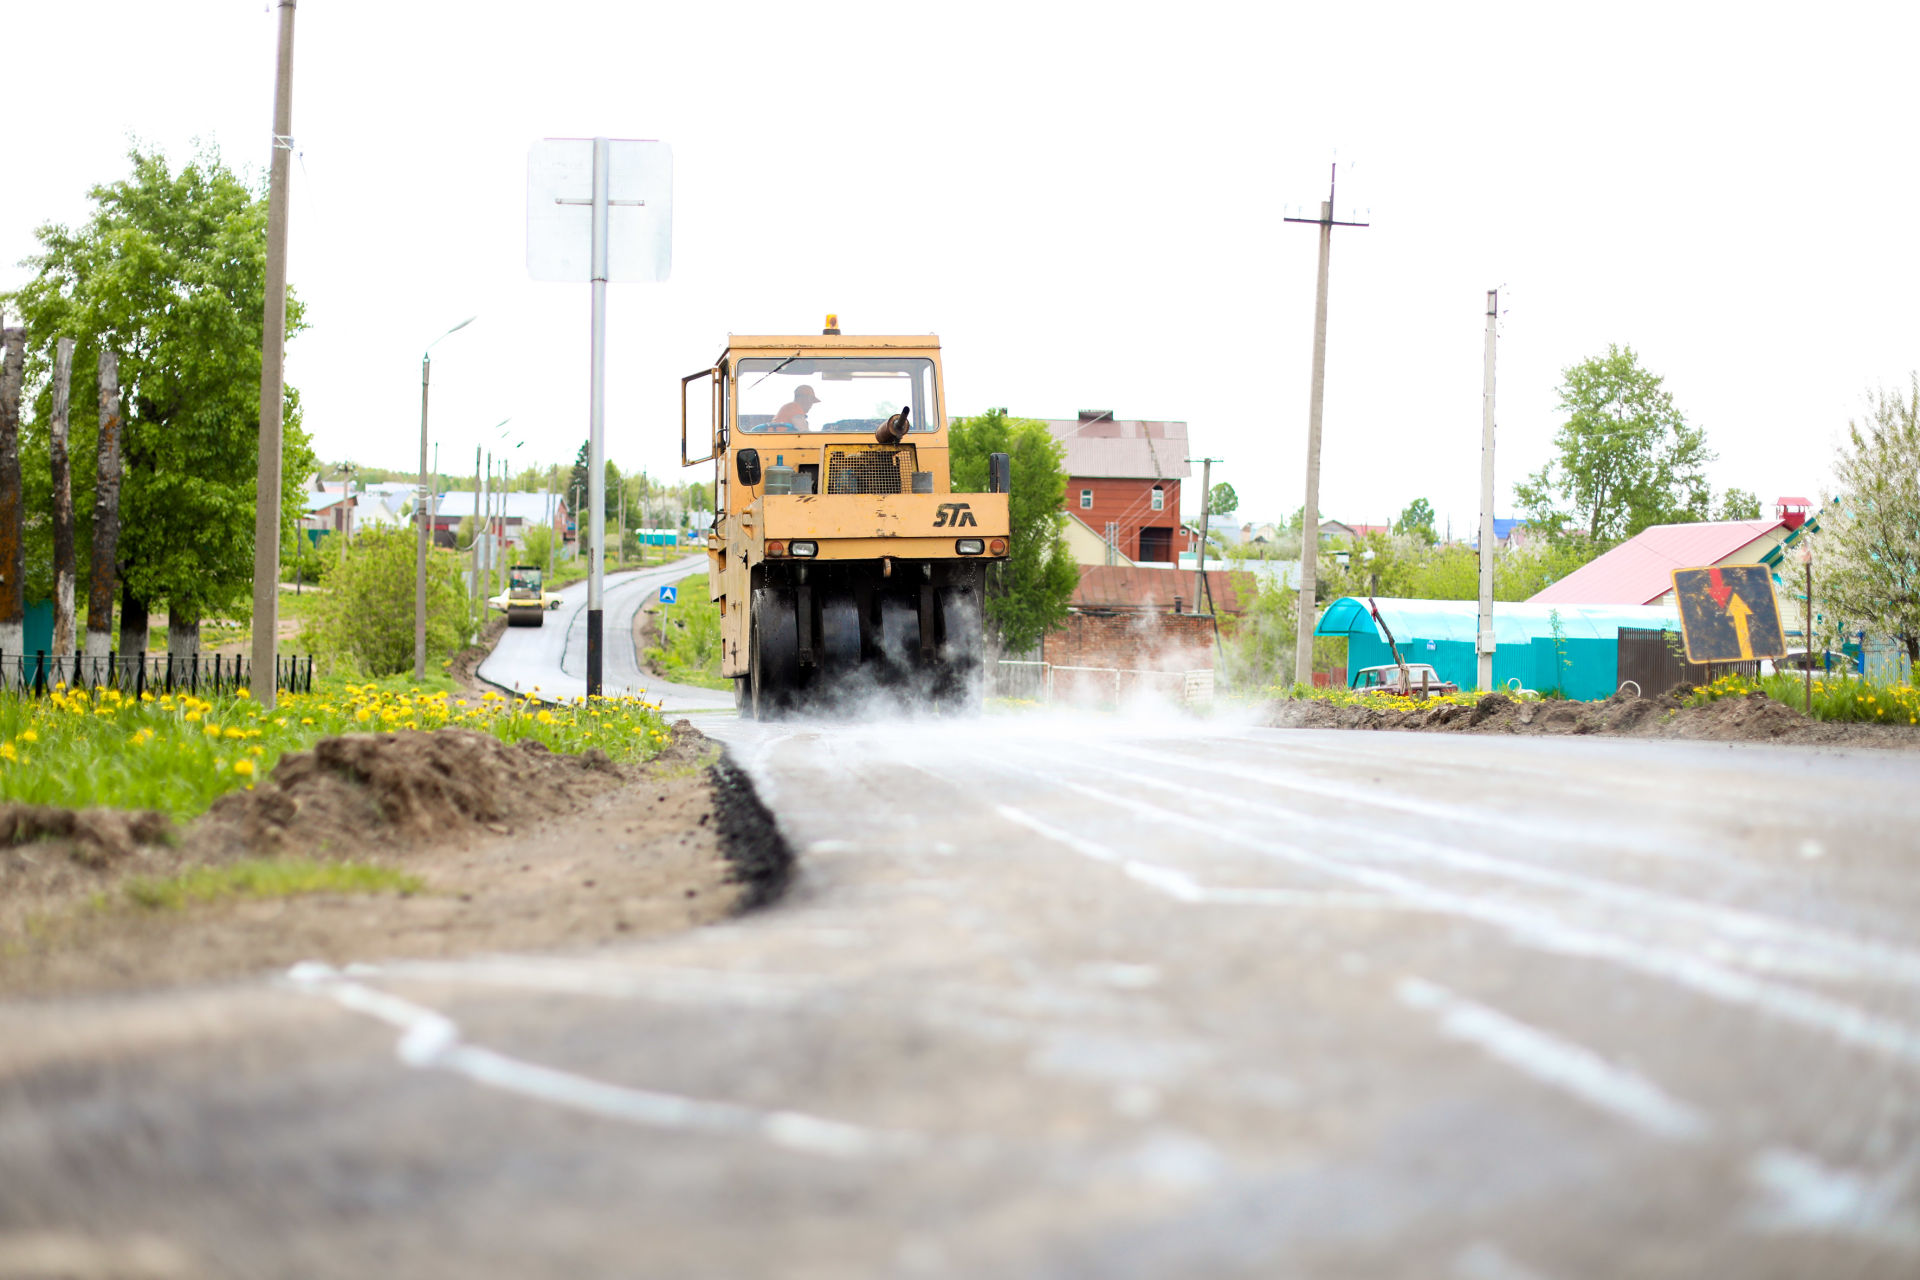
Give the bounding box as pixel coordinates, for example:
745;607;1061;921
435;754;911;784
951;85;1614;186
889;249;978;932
993;803;1404;912
284;963;911;1160
1085;741;1920;987
1452;1241;1556;1280
1001;772;1920;1070
1397;977;1708;1142
1744;1148;1920;1249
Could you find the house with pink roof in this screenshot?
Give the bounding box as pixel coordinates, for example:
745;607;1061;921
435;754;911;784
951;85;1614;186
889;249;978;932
1528;498;1812;607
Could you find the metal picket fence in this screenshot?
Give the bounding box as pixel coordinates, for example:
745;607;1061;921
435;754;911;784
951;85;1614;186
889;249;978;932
0;650;314;698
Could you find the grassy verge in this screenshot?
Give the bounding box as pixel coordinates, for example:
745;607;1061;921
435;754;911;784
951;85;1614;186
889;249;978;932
1688;672;1920;724
114;858;423;911
1257;681;1498;710
644;573;729;691
0;679;672;820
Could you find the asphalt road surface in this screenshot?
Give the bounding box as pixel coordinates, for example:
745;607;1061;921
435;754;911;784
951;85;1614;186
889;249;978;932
477;553;732;712
5;703;1919;1277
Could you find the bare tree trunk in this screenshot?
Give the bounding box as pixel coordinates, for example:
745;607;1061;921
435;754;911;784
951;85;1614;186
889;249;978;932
118;584;149;678
86;350;123;661
167;608;200;660
50;338;76;676
0;327;25;664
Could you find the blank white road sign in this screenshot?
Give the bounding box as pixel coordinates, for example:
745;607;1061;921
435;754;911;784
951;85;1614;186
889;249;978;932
525;138;673;283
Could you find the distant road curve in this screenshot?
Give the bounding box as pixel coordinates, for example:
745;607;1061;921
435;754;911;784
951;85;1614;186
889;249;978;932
476;554;733;714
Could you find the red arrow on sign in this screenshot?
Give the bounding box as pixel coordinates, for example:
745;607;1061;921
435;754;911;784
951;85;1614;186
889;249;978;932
1706;567;1733;610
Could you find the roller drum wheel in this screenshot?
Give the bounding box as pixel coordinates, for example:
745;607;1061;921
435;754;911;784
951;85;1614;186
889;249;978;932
934;585;985;712
750;588;800;719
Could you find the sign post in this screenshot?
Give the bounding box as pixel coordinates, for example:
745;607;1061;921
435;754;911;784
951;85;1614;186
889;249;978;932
526;137;672;697
1671;565;1788;666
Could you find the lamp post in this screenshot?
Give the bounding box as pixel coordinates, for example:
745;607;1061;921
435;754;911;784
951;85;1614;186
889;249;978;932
416;316;476;681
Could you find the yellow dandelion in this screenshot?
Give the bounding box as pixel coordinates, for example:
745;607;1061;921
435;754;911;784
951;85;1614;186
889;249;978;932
0;743;16;762
236;688;251;700
19;729;37;743
233;758;256;777
355;708;373;723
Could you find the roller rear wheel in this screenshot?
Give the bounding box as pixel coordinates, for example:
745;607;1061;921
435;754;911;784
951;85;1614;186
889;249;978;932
749;588;800;719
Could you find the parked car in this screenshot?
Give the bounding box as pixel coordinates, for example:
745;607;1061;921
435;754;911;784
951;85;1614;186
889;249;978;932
1350;663;1460;696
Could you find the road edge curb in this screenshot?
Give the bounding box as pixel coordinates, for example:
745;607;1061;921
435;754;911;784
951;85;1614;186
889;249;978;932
707;750;795;912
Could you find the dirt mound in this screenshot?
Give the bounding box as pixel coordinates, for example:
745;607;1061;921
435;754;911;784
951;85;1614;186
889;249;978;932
194;727;625;860
1266;689;1920;749
0;806;172;867
449;615;510;697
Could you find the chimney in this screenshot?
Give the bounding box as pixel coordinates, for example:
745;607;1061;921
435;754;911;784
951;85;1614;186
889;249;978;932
1077;409;1113;423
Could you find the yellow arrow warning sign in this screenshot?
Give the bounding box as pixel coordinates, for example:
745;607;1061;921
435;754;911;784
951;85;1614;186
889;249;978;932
1671;566;1787;664
1725;592;1754;659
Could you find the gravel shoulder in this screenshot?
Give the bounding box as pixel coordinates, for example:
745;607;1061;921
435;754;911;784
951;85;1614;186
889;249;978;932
0;722;788;999
1266;688;1920;748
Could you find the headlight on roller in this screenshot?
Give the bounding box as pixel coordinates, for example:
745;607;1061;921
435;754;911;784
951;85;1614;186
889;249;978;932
790;540;818;557
956;538;985;555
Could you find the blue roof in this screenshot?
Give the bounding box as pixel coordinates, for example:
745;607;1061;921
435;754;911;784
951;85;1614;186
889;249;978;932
1316;596;1681;644
1492;518;1523;540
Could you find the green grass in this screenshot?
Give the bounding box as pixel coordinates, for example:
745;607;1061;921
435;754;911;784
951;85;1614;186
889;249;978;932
1688;671;1920;725
115;858;423;911
0;680;672;820
644;573;730;691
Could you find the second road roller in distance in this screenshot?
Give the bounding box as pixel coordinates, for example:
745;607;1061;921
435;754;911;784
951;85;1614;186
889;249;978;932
682;319;1010;718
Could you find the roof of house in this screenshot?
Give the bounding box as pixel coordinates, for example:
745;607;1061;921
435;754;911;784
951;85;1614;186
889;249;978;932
1317;597;1681;644
302;490;354;514
1527;519;1785;605
1493;517;1525;540
427;491;568;522
1071;565;1244;614
1044;415;1191;481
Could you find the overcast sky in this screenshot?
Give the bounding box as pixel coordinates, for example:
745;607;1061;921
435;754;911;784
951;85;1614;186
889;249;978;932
4;1;1916;536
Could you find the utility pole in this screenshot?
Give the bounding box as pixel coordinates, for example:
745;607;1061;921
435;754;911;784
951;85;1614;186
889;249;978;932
1188;457;1222;616
1477;289;1499;692
585;136;610;698
472;446;483;632
1284;164;1368;688
617;473;626;569
249;0;296;707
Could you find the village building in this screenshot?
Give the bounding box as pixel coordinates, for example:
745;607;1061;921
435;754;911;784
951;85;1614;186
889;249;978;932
1044;412;1190;566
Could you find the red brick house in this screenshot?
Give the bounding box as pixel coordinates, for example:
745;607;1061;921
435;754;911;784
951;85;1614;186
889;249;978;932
1045;412;1190;564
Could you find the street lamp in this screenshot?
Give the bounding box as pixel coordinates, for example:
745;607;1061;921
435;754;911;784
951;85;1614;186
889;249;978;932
416;315;476;681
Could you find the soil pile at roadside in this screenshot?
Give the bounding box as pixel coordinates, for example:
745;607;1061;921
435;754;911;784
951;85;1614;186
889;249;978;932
449;615;510;696
1;721;792;998
192;727;623;860
1266;689;1920;749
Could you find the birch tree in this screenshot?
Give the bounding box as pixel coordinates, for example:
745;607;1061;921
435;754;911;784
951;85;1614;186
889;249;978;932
1814;375;1920;664
1;145;316;657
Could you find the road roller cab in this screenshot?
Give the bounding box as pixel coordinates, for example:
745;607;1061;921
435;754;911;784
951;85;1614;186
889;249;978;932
681;322;1010;718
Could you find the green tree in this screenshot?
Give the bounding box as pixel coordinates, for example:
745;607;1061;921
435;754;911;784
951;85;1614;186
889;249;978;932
302;527;471;676
948;408;1078;653
2;145;316;643
1393;497;1437;544
1813;375;1920;663
1717;487;1762;521
1208;481;1239;520
1219;570;1295;688
1514;345;1713;546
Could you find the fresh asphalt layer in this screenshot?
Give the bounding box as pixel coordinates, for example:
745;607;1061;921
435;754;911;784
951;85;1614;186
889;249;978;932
4;701;1919;1276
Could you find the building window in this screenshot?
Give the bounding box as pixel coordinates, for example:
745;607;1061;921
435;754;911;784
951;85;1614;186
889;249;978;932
1151;486;1165;511
1080;489;1093;509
